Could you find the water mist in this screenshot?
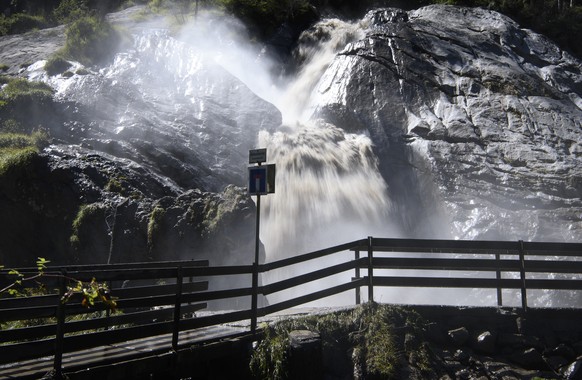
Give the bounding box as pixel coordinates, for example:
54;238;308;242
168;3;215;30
26;7;554;308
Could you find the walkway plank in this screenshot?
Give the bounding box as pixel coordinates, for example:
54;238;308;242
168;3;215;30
0;324;248;380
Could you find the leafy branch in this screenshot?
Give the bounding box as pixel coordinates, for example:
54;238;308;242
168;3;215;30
0;257;116;310
0;257;50;296
61;278;117;309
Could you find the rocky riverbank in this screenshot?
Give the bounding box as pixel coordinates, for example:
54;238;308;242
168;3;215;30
408;306;582;379
252;304;582;380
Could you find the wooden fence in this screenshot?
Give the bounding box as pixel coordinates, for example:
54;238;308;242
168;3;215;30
1;237;581;378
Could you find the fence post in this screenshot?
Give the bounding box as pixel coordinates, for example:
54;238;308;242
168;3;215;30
518;240;528;312
54;269;67;379
250;187;263;335
251;262;258;334
354;249;361;305
495;252;503;307
367;236;374;303
172;266;184;351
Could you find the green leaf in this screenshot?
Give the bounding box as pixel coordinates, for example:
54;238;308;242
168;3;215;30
8;269;22;277
36;257;50;272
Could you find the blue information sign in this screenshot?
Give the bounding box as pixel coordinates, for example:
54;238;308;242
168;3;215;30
248;166;268;195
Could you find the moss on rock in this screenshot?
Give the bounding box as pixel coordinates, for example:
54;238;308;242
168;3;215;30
249;303;431;379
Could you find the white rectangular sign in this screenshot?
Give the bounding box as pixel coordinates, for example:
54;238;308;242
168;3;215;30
249;148;267;164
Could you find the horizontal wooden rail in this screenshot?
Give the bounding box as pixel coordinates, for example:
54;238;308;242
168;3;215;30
357;238;521;254
373;276;524;289
372;257;522;272
260;240;365;271
525;279;582;290
261;260;358;296
261;280;363;316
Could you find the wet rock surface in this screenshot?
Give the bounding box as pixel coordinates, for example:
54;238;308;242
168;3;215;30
401;306;582;380
0;7;277;266
309;5;582;241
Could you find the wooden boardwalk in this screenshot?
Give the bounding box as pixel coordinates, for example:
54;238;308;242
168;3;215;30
0;323;251;379
1;237;581;378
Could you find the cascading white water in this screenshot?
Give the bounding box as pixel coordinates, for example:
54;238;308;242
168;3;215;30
258;122;392;260
254;19;397;261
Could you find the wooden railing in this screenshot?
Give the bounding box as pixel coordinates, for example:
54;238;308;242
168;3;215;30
1;237;581;378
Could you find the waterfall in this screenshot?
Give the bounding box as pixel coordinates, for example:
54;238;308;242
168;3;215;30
259;122;393;260
254;19;397;260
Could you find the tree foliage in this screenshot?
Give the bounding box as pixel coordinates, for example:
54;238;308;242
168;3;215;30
1;0;581;58
52;0;91;24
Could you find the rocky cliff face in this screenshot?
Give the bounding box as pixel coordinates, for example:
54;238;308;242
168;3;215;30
309;5;582;241
1;4;581;268
0;7;279;266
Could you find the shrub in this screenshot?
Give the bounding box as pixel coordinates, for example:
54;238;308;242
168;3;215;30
105;175;126;193
30;129;50;150
0;13;50;36
0;146;39;177
147;206;166;254
70;203;103;248
44;55;72;76
250;303;403;379
0;64;8;72
62;15;123;66
52;0;91;24
0;133;34;149
1;119;23;133
0;126;49;179
0;77;54;106
0;77;55;136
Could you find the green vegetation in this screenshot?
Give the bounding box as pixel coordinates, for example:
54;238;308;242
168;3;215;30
0;130;49;176
61;16;123;66
250;303;434;379
70;203;103;248
0;13;50;35
0;257;51;298
0;1;581;58
52;0;91;24
1;119;21;133
0;77;52;172
44;54;71;76
105;174;128;194
0;76;54;108
0;146;37;176
1;257;116;336
147;206;166;254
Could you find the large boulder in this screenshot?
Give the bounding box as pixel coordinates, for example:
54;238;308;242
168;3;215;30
0;9;279;267
308;5;582;241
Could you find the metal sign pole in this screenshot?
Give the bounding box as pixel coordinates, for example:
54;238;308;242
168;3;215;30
251;191;260;334
248;148;274;334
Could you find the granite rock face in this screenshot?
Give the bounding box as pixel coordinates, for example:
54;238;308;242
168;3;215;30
0;8;278;266
309;5;582;240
